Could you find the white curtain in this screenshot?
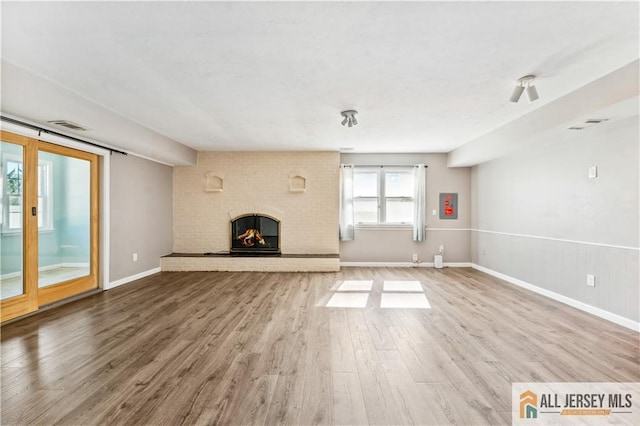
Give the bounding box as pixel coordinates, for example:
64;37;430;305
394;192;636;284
339;164;355;241
413;164;426;241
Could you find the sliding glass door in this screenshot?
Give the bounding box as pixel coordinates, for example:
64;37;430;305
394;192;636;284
0;131;99;321
0;133;38;320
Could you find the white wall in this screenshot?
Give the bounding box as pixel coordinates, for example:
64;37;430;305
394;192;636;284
471;116;639;323
340;153;471;264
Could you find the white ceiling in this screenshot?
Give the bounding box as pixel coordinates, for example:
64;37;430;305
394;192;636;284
1;1;638;165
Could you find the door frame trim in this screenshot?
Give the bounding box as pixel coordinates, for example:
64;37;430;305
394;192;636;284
36;141;100;305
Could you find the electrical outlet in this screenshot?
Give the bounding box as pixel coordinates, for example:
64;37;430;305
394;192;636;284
412;253;419;262
432;209;437;216
588;166;598;179
439;244;445;254
133;253;138;262
586;274;595;287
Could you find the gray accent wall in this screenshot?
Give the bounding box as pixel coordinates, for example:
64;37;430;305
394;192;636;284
340;153;471;264
471;116;639;322
109;154;173;282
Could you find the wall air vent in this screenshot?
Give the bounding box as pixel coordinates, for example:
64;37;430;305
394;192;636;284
47;120;89;131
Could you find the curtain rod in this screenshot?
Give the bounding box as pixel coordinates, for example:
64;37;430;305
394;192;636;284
1;115;128;156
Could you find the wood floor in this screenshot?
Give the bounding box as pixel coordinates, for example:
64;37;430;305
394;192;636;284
2;267;639;425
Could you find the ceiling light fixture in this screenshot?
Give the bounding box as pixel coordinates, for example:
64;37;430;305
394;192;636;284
341;110;358;127
510;75;539;103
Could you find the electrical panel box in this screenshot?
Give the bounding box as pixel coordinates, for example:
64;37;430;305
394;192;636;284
439;193;458;220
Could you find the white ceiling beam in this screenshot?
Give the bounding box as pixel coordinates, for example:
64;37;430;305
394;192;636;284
1;61;197;166
447;60;639;168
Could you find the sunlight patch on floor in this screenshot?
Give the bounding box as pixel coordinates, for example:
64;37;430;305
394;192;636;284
382;280;423;292
380;293;431;309
337;280;373;292
325;279;430;309
326;292;369;308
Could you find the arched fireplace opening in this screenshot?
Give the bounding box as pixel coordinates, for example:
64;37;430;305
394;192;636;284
230;214;280;255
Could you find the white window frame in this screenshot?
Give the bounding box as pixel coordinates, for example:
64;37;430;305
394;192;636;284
353;167;414;226
37;160;54;231
1;154;54;234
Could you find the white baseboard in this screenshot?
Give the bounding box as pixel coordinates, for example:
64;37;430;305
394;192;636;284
106;267;161;290
472;263;640;333
341;261;419;268
340;261;472;268
38;264;62;273
61;262;90;268
443;262;472;267
0;270;22;280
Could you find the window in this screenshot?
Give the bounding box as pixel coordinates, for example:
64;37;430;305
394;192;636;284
2;156;53;232
37;161;53;229
353;168;414;225
4;159;23;230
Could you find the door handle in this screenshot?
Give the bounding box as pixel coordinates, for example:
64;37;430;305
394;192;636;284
32;207;37;216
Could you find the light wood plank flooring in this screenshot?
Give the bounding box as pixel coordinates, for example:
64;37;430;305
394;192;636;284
2;267;639;425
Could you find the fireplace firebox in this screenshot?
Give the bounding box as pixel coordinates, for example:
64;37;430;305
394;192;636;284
230;214;280;255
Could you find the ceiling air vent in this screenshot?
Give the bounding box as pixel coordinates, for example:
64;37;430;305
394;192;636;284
47;120;89;131
568;118;609;131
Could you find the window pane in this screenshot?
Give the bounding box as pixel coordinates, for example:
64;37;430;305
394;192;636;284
1;141;24;300
6;161;22;195
4;160;23;230
37;162;51;229
38;151;91;288
8;196;22;229
354;172;378;197
385;171;414;197
354;199;378;223
38;165;43;196
386;199;414;223
38;197;43;228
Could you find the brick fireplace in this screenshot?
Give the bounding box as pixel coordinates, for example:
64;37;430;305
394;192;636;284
162;151;340;272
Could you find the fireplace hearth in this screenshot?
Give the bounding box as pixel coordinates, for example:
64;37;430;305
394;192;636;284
230;214;280;255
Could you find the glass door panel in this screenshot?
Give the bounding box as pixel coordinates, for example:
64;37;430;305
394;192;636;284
37;151;91;288
0;141;25;299
36;142;98;306
0;131;38;322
